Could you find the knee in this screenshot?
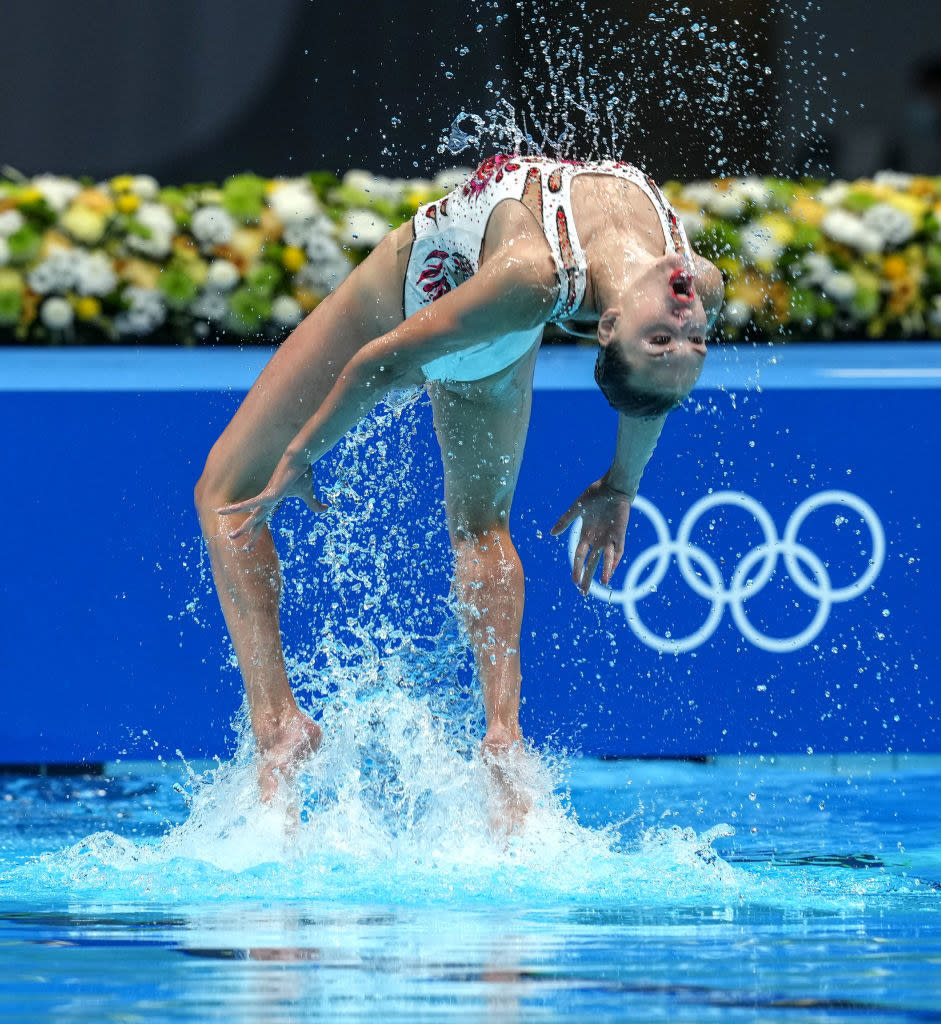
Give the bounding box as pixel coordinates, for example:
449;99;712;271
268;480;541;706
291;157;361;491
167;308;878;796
194;448;226;520
451;527;523;589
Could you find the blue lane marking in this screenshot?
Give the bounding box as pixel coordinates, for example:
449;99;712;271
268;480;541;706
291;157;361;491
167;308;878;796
2;343;941;391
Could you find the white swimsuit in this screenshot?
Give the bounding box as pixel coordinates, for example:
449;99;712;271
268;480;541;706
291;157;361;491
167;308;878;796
405;154;693;383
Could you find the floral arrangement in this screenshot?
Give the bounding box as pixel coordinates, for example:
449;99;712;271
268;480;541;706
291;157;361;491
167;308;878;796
0;168;462;345
665;170;941;341
1;165;940;345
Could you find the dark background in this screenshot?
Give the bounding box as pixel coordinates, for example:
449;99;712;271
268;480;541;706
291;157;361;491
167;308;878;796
3;0;941;185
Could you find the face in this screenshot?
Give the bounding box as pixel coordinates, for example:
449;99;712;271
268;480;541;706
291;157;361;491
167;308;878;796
601;253;708;400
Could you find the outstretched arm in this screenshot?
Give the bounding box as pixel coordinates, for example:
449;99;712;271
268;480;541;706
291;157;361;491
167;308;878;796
219;251;556;548
551;412;667;593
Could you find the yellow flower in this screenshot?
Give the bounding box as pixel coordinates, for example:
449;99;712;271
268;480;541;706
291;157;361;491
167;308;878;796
75;188;115;215
16;187;44;206
61;205;107;244
111;174;135;193
40;230;73;257
229;226;265;263
293;286;321;312
788;195;825;227
717;256;743;278
882;254;909;281
727;269;769;309
74;296;102;320
282;245;306;272
883;192;928;220
117;257;161;289
259;207;283;242
910;177;938;199
116;193;140;214
404;185;436;210
887;277;918;316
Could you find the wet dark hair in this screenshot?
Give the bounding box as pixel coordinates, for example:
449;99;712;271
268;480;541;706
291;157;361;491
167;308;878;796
593;342;686;419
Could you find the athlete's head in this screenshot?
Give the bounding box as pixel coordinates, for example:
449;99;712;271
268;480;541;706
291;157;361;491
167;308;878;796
594;255;708;418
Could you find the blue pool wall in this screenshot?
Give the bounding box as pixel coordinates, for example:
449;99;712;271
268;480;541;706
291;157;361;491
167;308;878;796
2;343;939;763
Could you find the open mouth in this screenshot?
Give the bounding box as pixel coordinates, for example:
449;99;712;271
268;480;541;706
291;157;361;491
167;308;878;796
670;269;695;302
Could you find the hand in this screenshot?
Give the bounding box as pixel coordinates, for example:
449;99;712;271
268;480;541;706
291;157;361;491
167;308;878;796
216;462;328;551
550;479;632;594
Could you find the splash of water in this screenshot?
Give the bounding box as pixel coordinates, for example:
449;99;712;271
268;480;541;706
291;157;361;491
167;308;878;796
433;0;840;179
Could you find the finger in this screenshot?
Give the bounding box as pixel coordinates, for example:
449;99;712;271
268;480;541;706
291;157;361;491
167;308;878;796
601;545;617;586
550;505;580;537
216;499;256;517
580;548;603;594
227;509;265;543
572;539;590;584
241;519;265;552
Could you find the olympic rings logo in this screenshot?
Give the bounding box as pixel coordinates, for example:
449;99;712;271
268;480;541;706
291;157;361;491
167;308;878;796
567;490;885;654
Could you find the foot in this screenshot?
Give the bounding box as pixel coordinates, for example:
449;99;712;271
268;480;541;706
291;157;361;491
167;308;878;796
256;710;323;804
481;730;532;837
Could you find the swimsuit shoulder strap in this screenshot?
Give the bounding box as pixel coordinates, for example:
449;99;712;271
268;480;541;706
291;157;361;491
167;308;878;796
611;163;693;266
539;159;694;324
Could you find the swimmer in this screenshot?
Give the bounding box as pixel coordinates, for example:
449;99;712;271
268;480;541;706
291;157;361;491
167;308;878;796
195;154;724;826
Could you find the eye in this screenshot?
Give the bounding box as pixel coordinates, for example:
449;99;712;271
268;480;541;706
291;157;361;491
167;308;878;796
650;334;671;345
690;335;706;346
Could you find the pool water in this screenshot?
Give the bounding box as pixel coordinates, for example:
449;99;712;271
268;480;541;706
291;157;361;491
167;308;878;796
2;752;939;1023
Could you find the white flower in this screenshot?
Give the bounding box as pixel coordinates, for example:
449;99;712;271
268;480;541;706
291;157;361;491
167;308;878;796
677;209;706;237
296;258;352;295
799;251;835;286
343;169;406;205
191;205;234;248
821;271;857;304
873;170;914;191
433;167;473;192
190;291;230;321
340;209;387;248
706;190;747;219
821;209;884;253
0;237;8;266
728;178;771;207
268;179;320;224
723;299;753;327
740;221;784;266
205;259;240;291
27;249;81;294
126;203;175;258
131;175;160;200
114;286;166;335
861;202;916;247
31;174;81;213
679;181;718;210
818;181;850;206
282;211;337;251
74;251;118;296
0;210;24;237
40;296;74;329
271;295;304;327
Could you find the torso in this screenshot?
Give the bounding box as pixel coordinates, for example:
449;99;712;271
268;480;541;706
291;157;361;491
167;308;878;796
399;155;717;382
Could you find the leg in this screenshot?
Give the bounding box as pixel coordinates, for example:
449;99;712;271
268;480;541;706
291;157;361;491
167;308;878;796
195;224;412;799
428;344;539;829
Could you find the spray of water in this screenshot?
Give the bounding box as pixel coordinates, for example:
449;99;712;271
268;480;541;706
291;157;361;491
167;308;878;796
433;0;840;180
32;4;853;901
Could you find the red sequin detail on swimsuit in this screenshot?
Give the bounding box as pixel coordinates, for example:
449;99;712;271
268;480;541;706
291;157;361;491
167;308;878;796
417;249;474;302
462;154;521;200
521;166;543;219
555;207;577;317
424;204;438;226
547;167;563;193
